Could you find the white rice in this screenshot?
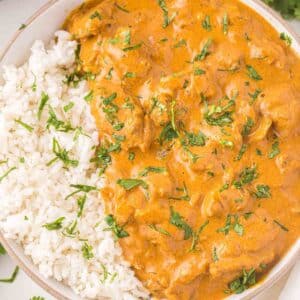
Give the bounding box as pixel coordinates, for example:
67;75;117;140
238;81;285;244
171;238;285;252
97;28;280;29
0;31;148;300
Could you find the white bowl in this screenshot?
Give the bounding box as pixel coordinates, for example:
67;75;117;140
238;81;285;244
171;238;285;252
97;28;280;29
0;1;299;299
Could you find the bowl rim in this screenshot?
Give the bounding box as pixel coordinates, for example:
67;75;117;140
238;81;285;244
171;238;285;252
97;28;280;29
0;1;299;300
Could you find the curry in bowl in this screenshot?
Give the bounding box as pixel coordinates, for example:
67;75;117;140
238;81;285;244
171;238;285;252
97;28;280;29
65;0;300;299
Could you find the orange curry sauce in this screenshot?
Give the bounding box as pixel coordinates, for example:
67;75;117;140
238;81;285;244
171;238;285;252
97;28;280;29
65;0;300;299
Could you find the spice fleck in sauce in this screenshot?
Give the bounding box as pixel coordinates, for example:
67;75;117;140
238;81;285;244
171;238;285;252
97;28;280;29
65;0;300;299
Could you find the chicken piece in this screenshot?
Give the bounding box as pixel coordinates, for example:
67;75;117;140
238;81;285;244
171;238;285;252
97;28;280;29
166;253;209;299
248;116;272;143
91;82;154;152
171;253;208;285
201;186;252;218
65;0;114;39
215;42;244;71
248;38;287;68
259;84;300;137
276;143;300;213
210;209;285;283
143;73;190;127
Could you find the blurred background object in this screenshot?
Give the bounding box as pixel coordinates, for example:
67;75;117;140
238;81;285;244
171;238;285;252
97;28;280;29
263;0;300;20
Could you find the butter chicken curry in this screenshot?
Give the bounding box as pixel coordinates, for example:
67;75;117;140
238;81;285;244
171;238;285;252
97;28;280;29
65;0;300;299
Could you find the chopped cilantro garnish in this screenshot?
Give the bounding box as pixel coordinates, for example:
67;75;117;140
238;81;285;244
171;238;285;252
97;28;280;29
63;71;94;88
268;140;280;159
217;66;239;73
31;75;37;91
81;242;94;260
204;98;235;127
77;194;86;217
190;220;209;251
217;214;244;236
243;212;253;220
46;106;74;132
280;32;292;46
150;97;166;113
0;167;17;183
194;39;212;61
123;43;142;52
174;39;187;48
212;246;219;262
202;15;212;31
113;122;124;131
235;198;243;203
101;92;118;123
222;13;229;34
207;171;215;177
182;131;206;147
0;159;8;165
159;122;178;144
248;89;262;104
227;268;256;294
63;102;74;112
246;65;262;81
90;11;102;20
62;220;78;238
169;100;179;136
233;165;258;189
43;217;65;231
194;68;206;76
124;71;136;78
0;243;6;255
219;183;229;193
14;118;34;132
182;145;199;163
108;37;120;45
123;30;131;45
123;97;135;110
149;224;171;236
114;2;130;13
183;79;189;89
260;263;267;270
220;139;234;148
91;140;121;175
47;138;78;168
235;144;247;161
256;148;263;156
99;264;118;284
84;91;94;102
139;166;166;177
65;184;97;200
169;182;190;201
157;0;174;28
19;24;26;30
105;68;114;80
169;207;193;240
117;178;148;190
128;152;135;161
244;32;251;41
0;266;19;283
104;214;129;239
254;185;271;198
241;117;254;136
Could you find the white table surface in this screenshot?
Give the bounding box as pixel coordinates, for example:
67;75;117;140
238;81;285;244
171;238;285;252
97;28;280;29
0;1;299;299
